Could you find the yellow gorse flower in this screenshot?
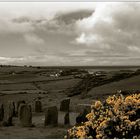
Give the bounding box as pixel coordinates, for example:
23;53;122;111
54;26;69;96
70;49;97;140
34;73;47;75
66;93;140;139
94;101;102;110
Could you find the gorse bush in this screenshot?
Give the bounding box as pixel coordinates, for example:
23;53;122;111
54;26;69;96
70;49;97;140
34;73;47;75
66;94;140;139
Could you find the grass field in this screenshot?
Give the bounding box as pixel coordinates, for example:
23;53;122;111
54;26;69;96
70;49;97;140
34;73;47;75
0;66;140;138
88;74;140;100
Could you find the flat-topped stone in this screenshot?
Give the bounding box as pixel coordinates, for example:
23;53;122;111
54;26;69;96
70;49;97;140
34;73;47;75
60;98;70;112
35;100;42;113
44;106;58;126
18;104;32;127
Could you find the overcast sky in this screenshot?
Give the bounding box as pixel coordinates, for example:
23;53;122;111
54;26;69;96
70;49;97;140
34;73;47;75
0;2;140;66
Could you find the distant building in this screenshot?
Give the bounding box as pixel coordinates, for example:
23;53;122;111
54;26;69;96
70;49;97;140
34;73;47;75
50;72;60;78
88;71;94;74
94;71;107;76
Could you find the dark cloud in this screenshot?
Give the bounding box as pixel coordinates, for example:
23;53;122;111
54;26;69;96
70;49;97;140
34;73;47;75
12;16;48;24
11;9;93;36
55;10;93;24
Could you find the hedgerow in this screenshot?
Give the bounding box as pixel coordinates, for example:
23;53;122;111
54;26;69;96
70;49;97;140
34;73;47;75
66;94;140;139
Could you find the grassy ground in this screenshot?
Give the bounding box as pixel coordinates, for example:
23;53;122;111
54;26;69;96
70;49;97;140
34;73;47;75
0;66;140;138
88;74;140;100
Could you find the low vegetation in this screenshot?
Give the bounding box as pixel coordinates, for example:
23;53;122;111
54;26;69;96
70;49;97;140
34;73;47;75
66;93;140;139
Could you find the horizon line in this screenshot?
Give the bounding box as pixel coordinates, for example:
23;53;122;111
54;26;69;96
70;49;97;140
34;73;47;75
1;65;140;67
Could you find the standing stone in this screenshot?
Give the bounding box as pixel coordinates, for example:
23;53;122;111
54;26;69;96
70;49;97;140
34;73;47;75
18;104;32;127
3;101;15;126
12;102;16;117
64;112;70;125
35;100;42;113
44;106;58;126
9;101;15;117
17;100;25;111
15;100;25;116
0;104;4;121
60;98;70;112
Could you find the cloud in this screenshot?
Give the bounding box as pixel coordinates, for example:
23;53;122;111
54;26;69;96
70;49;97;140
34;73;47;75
0;55;79;66
74;2;140;59
128;46;140;53
55;10;93;25
0;4;95;47
0;18;34;34
75;33;102;46
0;56;25;65
0;2;95;33
24;34;44;44
1;2;140;66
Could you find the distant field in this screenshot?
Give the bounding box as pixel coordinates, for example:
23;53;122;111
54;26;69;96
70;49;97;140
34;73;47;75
0;65;81;93
0;83;37;91
0;78;81;92
38;79;81;91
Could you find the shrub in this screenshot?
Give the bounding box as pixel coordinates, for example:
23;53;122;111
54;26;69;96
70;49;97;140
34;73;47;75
66;94;140;139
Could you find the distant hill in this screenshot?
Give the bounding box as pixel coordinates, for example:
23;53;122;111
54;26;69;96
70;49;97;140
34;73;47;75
88;74;140;100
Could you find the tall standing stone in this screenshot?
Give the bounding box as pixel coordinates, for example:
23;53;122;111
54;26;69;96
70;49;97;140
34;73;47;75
3;101;15;126
60;98;70;112
18;104;32;127
35;100;42;113
0;104;4;121
9;101;15;117
44;106;58;126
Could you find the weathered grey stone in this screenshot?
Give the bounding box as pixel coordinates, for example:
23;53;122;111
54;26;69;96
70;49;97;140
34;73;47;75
18;104;32;127
60;98;70;112
15;100;25;116
17;100;25;111
0;104;4;121
10;101;15;117
64;112;70;125
3;101;15;126
44;106;58;126
35;100;42;113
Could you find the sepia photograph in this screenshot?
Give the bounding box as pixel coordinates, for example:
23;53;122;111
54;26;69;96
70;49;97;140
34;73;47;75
0;2;139;139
